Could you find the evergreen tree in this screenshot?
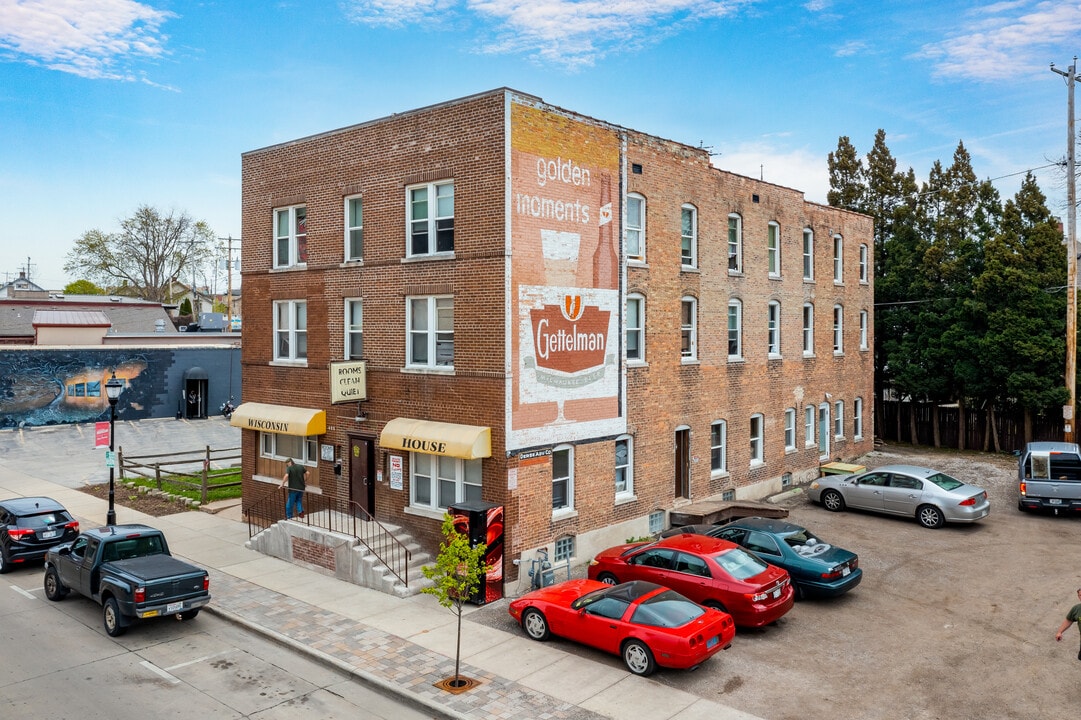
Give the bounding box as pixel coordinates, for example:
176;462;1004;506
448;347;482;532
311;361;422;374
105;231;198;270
827;136;865;211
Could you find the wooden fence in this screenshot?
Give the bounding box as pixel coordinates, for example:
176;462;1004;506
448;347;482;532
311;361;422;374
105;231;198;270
876;401;1064;452
118;445;241;504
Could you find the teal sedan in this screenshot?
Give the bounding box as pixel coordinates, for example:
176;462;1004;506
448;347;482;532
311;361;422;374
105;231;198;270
662;517;861;600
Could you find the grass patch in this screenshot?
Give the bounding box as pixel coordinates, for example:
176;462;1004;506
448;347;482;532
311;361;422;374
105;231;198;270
123;468;243;504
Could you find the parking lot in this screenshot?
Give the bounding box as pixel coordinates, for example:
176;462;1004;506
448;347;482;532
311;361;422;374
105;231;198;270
470;444;1081;720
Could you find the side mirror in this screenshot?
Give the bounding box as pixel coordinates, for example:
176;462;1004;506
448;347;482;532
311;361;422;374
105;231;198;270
58;546;71;556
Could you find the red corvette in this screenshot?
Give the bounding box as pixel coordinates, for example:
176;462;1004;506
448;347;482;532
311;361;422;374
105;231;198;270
588;534;794;628
508;578;734;676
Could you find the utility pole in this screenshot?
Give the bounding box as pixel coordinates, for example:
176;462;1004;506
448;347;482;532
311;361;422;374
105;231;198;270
219;236;240;326
1052;58;1080;442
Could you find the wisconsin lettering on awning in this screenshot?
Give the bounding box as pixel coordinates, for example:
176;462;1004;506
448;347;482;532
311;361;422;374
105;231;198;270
229;403;326;436
379;418;492;460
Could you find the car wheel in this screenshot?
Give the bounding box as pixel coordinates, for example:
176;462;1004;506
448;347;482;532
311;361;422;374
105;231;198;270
703;600;728;613
103;597;127;637
793;583;806;601
596;572;619;586
44;567;68;601
622;639;657;676
0;549;7;574
179;609;200;621
521;608;550;641
917;505;945;529
822;490;846;512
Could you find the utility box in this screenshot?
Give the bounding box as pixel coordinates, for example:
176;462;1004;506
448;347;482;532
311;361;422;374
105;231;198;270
196;312;226;332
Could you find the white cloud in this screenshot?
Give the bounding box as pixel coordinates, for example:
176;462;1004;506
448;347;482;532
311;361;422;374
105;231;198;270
834;40;866;58
344;0;756;67
916;1;1081;81
0;0;174;80
714;143;830;205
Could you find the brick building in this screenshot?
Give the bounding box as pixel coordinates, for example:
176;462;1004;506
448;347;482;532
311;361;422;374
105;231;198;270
236;88;873;587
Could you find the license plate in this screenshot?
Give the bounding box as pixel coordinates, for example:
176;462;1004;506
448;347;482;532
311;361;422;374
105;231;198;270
772;588;781;599
166;602;183;613
1049;498;1062;505
41;530;57;539
707;635;718;649
842;567;851;576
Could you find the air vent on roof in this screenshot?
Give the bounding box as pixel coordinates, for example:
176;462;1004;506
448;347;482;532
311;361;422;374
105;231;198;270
110;296;121;302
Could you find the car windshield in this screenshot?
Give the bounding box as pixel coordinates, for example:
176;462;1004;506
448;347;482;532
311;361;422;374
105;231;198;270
711;547;768;579
781;527;819;547
924;472;964;491
629;590;704;628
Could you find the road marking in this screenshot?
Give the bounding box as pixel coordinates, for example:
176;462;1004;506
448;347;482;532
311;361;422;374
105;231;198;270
140;660;181;684
10;585;36;600
165;650;231;671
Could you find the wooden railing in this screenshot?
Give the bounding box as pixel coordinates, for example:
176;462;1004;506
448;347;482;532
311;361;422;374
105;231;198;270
246;488;412;587
118;445;241;504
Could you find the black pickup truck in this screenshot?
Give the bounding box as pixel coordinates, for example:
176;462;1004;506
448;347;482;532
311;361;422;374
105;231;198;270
43;524;211;636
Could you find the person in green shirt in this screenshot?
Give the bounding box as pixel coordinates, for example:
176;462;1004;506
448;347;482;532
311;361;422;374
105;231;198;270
1054;588;1081;661
279;458;308;519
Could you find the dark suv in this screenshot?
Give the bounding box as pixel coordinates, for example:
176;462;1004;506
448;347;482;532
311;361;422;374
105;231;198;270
0;497;80;572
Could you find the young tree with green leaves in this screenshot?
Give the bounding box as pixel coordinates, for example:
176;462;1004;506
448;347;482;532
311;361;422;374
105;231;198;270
63;279;105;295
422;513;492;688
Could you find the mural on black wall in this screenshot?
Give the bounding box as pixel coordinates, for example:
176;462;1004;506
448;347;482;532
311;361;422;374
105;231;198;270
0;350;165;428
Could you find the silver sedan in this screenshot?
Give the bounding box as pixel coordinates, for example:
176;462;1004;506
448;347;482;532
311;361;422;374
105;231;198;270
807;464;990;529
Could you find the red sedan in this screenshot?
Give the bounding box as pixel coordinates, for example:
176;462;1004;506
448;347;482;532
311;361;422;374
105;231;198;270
508;578;734;676
588;534;794;628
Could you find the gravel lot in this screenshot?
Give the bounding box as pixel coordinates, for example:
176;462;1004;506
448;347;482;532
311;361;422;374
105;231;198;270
468;443;1081;720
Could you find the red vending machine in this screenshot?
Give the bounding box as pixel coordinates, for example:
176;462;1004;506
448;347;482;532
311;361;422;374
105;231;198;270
449;500;504;605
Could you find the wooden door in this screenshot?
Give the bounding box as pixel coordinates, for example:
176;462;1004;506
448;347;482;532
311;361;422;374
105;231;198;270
349;436;373;515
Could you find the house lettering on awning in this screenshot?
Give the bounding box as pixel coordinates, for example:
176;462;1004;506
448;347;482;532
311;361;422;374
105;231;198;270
378;418;491;460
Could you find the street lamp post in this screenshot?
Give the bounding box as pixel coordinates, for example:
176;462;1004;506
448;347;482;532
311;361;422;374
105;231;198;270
105;373;123;526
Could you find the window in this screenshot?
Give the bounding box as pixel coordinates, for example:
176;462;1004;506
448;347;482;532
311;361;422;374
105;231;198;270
626;193;645;261
648;510;665;535
681;297;697;360
711;420;727;474
261;431;318;465
833;234;843;282
626;294;644;362
805;405;816;447
767;301;781;357
408;181;454;257
553;445;574;512
727;214;743;272
722;489;736;502
834;400;845;438
681;204;697;267
803;228;814;280
274;205;307;268
345;195;363;261
345;299;363;360
410;453;482;510
833;305;844;354
749;414;764;465
859;310;869;350
802;303;815;355
554;536;575;563
854;397;864;439
615;436;633;497
767;221;780;277
407;296;454;368
727;299;742;359
785;408;796;450
273;300;307;362
859;243;868;282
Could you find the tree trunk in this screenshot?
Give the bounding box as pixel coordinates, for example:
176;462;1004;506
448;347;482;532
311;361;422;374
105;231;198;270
896;400;902;442
1024;408;1033;445
932;404;941;448
990;407;1001;453
957;400;966;451
983;407;992;452
454;605;463;683
909;402;919;446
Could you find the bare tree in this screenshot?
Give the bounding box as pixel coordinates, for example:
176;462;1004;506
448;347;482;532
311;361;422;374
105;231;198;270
64;205;215;303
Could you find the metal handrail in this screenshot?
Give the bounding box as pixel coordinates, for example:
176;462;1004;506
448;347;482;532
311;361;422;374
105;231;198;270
247;488;412;586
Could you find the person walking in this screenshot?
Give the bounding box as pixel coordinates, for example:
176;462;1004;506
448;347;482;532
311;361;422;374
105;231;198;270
280;458;308;519
1054;588;1081;661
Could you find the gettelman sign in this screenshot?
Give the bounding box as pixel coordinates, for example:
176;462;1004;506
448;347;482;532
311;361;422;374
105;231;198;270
330;361;367;404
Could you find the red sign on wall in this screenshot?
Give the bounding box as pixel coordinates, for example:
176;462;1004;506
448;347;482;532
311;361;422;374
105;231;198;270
95;422;110;449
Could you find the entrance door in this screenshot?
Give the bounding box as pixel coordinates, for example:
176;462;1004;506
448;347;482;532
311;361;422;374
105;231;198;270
184;379;207;419
349;436;374;515
675;427;691;499
818;404;830;459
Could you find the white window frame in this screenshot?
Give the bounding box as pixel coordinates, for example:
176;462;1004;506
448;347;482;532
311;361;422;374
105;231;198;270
749;414;764;466
784;408;797;451
345;298;363;360
767;221;781;277
681;296;697;361
727;299;743;359
833;234;844;283
274;204;307;269
345;195;363;261
615;435;634;498
859;309;869;350
407;180;454;258
803;228;814;280
626;293;645;364
409;453;482;511
859;243;869;283
803;302;815;356
728;213;743;273
260;432;318;466
553;445;574;513
407;296;454;369
854;397;864;440
681;204;697;268
834;400;845;439
626;193;646;262
833;305;844;354
273;300;307;363
767;301;781;357
805;405;816;447
711;420;727;475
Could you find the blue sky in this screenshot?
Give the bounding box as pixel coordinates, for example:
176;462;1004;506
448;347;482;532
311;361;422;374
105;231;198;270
1;0;1079;291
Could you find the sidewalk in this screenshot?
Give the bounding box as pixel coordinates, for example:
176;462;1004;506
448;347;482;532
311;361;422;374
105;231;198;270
0;457;763;720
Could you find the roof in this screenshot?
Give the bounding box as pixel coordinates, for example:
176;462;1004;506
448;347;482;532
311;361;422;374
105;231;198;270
32;310;111;327
82;524;160;539
726;517;804;534
0;297;178;339
657;534;738;554
0;496;66;514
